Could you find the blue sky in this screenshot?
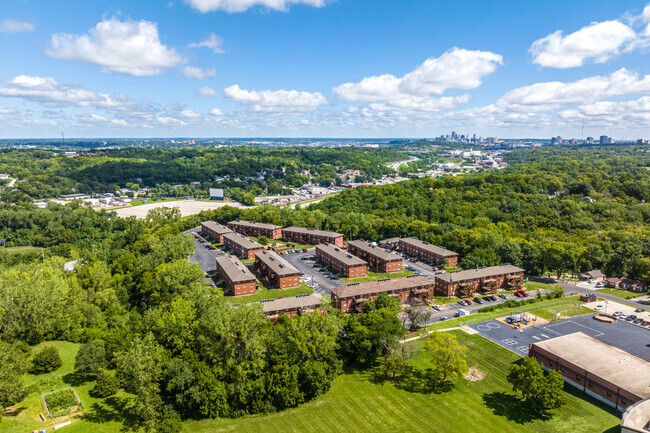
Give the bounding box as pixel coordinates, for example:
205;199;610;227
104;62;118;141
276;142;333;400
1;0;650;138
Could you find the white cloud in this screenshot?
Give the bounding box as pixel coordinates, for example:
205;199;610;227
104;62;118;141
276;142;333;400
224;84;327;113
209;108;224;116
46;18;184;76
195;85;219;98
182;66;217;80
188;33;224;53
0;75;131;108
0;19;34;33
184;0;326;13
179;109;202;118
333;48;502;109
530;20;635;68
497;68;650;112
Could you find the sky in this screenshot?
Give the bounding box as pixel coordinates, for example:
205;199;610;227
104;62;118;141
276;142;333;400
1;0;650;139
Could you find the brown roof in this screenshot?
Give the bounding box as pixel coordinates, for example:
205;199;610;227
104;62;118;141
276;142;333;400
223;232;264;250
331;276;433;299
531;332;650;398
260;294;322;313
315;243;367;266
581;269;606;279
348;240;402;262
228;220;281;230
607;277;646;288
255;250;300;276
435;264;524;283
201;221;232;235
283;226;343;239
399;237;458;257
216;255;257;283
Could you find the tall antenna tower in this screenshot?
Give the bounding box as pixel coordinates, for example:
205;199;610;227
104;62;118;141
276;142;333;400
581;118;585;140
61;131;65;146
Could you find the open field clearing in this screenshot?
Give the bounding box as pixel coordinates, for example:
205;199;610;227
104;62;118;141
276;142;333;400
112;200;251;219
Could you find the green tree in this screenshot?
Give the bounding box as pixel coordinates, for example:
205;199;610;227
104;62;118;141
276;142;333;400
29;346;62;374
257;236;269;246
75;340;107;375
0;342;28;408
91;369;118;398
507;357;567;412
424;332;468;381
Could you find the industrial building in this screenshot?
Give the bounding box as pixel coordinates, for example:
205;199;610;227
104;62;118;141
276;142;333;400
254;250;301;289
282;226;344;246
330;276;434;313
227;220;282;239
215;255;258;296
223;232;264;260
434;264;525;297
398;237;459;267
200;221;232;243
347;240;403;273
315;243;367;278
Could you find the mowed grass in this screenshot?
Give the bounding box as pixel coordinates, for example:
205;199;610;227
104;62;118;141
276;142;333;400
530;302;594;322
525;281;556;291
596;288;646;299
184;331;620;433
342;269;414;283
1;245;41;254
2;333;620;433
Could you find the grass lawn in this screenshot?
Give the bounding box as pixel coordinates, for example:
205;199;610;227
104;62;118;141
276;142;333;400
1;245;41;254
129;197;180;207
444;266;462;272
222;282;314;304
342;269;413;283
2;333;620;433
596;288;646;299
430;295;463;305
528;302;594;322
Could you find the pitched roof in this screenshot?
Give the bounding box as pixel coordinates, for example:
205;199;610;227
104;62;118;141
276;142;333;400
435;264;525;283
223;232;263;250
531;332;650;398
348;240;402;261
315;243;366;266
228;220;281;230
216;255;257;283
607;277;646;288
283;226;343;238
331;276;433;299
260;294;322;313
255;250;300;276
581;269;606;278
399;237;458;257
201;221;232;235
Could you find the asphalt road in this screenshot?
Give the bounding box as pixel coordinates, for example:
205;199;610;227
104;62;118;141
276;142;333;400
530;277;650;307
282;250;346;296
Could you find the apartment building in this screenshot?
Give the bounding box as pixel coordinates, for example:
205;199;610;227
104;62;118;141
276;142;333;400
398;237;459;267
200;221;232;243
227;220;282;239
260;294;322;320
330;276;434;313
315;243;367;278
215;255;258;296
223;232;264;260
282;226;344;246
434;264;525;297
348;240;403;273
254;250;301;289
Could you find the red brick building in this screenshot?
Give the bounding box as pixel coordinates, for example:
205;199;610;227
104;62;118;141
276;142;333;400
254;250;301;289
398;237;459;267
347;240;403;273
434;264;525;297
330;276;434;313
606;277;647;293
315;243;367;278
200;221;232;243
215;254;258;296
529;332;650;412
223;232;264;260
227;220;282;239
282;226;344;246
260;294;323;320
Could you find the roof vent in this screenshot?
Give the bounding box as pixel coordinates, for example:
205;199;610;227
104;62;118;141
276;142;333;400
346;254;353;258
279;263;284;268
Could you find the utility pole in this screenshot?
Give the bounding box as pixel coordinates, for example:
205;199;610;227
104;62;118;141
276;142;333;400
41;248;45;263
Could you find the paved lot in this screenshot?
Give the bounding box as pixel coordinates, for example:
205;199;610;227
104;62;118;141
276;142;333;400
188;236;220;274
469;314;650;361
114;199;250;219
283;250;345;296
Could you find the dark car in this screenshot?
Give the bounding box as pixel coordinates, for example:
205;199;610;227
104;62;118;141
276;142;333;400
635;308;646;313
634;318;644;324
473;297;484;304
499;294;508;299
439;316;449;321
626;315;637;321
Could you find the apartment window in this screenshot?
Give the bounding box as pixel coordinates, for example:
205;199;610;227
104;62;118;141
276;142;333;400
548;361;553;367
587;381;594;388
621;398;628;406
576;374;582;381
606;390;613;398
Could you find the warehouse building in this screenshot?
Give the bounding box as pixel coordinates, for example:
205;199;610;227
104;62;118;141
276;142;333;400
434;264;525;297
348;240;403;273
227;220;282;239
254;250;301;289
315;243;367;278
200;221;232;243
223;232;264;260
215;255;258;296
398;237;459;267
260;294;323;320
282;226;344;246
331;276;434;313
529;332;650;412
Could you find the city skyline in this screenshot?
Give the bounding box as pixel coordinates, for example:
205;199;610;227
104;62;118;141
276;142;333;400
1;0;650;138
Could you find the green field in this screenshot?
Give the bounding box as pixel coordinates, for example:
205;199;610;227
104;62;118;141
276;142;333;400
596;288;646;299
2;332;620;433
129;197;180;206
342;269;413;283
222;282;314;304
524;281;556;291
1;245;41;254
528;302;594;322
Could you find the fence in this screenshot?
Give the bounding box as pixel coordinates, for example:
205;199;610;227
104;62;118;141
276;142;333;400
455;297;583;327
41;385;84;418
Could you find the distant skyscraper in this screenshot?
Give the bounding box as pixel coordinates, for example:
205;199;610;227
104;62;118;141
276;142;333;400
586;137;594;144
600;135;615;144
551;136;562;145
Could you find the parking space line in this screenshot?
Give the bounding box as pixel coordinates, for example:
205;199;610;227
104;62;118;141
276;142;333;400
540;333;550;338
532;336;540;340
544;320;604;337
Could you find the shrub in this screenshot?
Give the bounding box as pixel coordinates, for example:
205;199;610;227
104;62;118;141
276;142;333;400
90;369;118;398
29;346;62;374
75;340;107;375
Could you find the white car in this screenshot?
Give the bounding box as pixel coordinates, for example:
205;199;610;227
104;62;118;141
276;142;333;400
613;311;622;317
432;305;442;311
619;313;628;319
594;305;604;311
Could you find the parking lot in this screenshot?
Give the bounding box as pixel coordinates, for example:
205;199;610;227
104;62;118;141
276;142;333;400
468;314;650;361
283;250;346;296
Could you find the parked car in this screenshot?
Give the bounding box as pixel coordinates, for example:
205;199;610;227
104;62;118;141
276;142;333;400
432;305;442;311
595;282;605;287
499;294;508;299
634;318;644;324
627;315;637;321
619;313;628;319
473;297;483;304
457;300;467;306
613;311;622;317
635;307;646;313
465;300;473;305
594;305;604;311
439;316;449;321
302;248;308;252
642;320;650;326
